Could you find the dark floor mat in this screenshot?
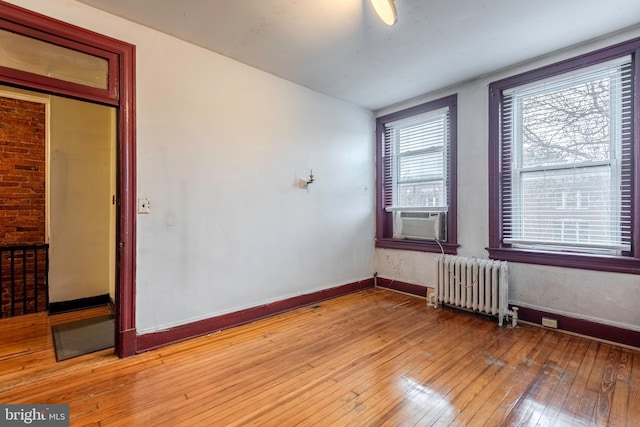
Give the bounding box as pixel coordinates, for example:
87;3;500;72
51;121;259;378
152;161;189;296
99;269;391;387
51;315;114;361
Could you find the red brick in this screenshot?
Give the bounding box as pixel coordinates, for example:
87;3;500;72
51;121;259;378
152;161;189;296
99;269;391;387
0;96;45;247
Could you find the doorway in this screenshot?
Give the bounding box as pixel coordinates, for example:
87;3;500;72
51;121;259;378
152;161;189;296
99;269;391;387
1;86;117;354
0;2;137;357
48;96;116;310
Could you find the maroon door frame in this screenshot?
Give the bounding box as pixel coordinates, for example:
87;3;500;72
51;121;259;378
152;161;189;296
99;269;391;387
0;1;137;357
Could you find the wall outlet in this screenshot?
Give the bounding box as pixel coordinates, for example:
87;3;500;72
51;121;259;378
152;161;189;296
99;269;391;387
137;197;151;214
541;317;558;329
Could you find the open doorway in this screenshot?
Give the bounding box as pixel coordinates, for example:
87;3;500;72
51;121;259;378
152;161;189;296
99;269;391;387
48;96;117;312
1;86;117;357
0;2;137;357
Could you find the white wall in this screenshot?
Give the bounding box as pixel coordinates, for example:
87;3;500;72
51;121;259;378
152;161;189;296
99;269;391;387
49;96;115;302
375;27;640;332
7;0;375;333
17;0;635;335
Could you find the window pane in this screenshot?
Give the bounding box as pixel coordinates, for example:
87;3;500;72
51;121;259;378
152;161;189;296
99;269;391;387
520;77;613;168
398;119;445;153
517;166;626;248
397;182;444;207
398;150;443;182
0;29;108;89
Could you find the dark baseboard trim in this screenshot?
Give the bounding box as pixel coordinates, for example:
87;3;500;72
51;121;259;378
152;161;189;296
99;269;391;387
49;294;111;315
117;328;138;358
376;278;638;348
136;278;374;353
376;277;428;298
513;305;640;349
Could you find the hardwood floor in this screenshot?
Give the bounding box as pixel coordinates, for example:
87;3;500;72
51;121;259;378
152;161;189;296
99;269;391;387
0;289;638;426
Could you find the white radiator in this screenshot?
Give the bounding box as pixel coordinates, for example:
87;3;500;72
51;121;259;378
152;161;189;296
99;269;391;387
428;255;518;327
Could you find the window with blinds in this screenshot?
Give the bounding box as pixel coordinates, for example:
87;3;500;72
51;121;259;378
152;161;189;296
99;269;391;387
500;57;632;255
375;95;457;252
383;107;450;209
488;38;640;273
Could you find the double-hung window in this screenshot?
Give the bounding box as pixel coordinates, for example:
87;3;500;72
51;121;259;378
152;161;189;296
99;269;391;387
376;95;457;253
489;39;640;273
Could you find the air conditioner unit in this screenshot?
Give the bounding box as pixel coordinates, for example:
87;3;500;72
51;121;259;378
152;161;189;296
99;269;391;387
393;211;446;241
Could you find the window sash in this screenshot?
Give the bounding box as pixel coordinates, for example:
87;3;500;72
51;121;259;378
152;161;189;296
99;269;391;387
0;29;109;89
383;108;450;209
500;56;633;254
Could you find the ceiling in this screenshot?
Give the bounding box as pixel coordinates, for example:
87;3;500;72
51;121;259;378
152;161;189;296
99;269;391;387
76;0;640;111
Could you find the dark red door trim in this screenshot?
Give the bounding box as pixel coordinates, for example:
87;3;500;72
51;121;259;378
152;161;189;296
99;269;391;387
0;1;137;357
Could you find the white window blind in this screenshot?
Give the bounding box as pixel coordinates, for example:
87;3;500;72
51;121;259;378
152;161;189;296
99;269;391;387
383;107;450;210
500;56;633;254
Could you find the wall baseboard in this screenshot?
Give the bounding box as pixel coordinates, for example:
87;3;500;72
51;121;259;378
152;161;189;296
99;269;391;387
136;278;374;353
513;305;640;350
376;277;428;298
117;328;138;358
374;276;638;348
134;276;638;354
49;294;111;314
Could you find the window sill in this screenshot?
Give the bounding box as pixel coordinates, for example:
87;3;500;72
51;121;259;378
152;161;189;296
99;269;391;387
376;238;457;254
487;247;640;275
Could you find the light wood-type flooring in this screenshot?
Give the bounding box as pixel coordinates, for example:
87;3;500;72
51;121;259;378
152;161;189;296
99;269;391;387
0;289;638;426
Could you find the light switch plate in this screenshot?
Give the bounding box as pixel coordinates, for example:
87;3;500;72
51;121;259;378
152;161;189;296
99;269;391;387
137;197;150;214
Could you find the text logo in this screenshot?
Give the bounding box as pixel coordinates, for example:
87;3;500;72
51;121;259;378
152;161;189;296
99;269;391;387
1;405;69;426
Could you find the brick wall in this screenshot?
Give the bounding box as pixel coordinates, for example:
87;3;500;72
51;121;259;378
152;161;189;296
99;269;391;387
0;96;47;317
0;96;46;245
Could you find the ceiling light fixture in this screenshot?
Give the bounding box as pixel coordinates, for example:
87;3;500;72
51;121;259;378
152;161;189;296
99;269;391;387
371;0;397;26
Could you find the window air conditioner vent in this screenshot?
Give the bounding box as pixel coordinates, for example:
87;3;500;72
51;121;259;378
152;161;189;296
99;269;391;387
393;211;446;241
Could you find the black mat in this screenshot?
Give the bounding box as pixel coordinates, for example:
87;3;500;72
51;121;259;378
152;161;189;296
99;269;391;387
51;315;114;361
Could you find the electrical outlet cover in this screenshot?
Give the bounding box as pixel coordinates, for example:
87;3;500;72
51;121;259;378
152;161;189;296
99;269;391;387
137;197;150;214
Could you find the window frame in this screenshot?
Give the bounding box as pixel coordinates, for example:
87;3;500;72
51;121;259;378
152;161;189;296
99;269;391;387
0;19;119;104
376;94;458;253
488;38;640;274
